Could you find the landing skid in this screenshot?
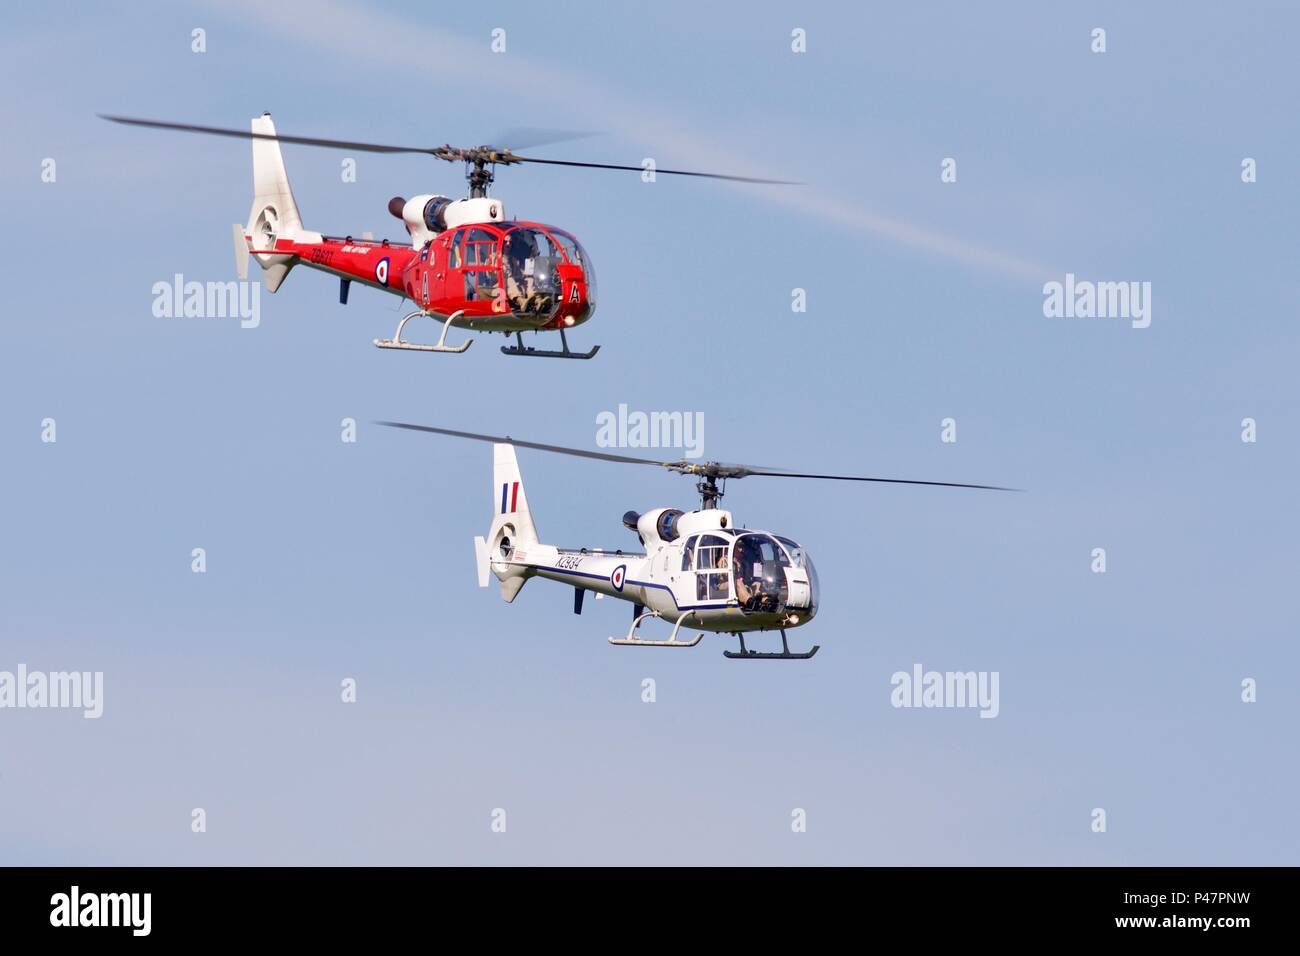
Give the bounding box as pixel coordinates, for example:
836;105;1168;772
374;309;472;353
501;328;600;360
723;630;820;661
609;610;702;648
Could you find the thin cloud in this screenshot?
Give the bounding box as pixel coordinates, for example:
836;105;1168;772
216;0;1052;281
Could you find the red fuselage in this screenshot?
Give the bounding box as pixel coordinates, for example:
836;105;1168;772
249;220;596;334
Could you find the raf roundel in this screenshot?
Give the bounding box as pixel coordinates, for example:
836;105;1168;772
610;564;626;592
374;256;390;287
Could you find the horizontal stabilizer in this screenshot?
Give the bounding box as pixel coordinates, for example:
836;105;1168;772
473;536;490;588
232;224;248;279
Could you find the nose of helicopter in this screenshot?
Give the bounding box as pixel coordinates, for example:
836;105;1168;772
783;598;818;628
554;262;596;328
783;549;819;626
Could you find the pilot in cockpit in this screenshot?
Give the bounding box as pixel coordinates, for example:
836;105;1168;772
505;232;540;313
732;551;759;605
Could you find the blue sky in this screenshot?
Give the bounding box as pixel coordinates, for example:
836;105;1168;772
1;0;1296;864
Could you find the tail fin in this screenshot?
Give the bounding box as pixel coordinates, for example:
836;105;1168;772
473;444;539;603
239;113;316;292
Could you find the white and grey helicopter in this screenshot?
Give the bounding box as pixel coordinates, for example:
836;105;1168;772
378;423;1016;660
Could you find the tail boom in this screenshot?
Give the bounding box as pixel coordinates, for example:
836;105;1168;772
239;113;413;298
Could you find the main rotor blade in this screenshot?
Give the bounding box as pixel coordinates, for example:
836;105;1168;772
374;422;675;468
511;154;800;185
376;422;1018;491
743;469;1020;492
99;116;798;183
99;115;439;156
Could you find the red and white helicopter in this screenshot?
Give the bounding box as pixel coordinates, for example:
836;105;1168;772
102;114;791;359
377;423;1016;660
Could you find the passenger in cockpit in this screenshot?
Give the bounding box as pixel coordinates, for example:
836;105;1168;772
715;552;732;595
505;232;539;313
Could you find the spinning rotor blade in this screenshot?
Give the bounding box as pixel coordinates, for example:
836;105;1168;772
375;422;1018;491
374;422;674;468
99;115;798;183
99;115;438;155
739;469;1020;492
507;155;800;185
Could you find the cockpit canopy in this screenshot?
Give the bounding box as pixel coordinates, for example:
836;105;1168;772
451;222;596;321
680;530;818;618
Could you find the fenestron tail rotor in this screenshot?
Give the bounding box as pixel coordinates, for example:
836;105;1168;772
99;114;801;198
373;422;1021;508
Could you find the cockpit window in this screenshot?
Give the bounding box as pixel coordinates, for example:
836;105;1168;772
548;227;597;314
775;536;808;569
694;533;731;601
732;533;790;613
503;226;562;317
693;534;729;571
466;268;500;302
775;535;818;617
549;230;583;266
464;228;498;266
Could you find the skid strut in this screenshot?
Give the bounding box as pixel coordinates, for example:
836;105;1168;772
723;629;819;661
374;309;472;353
609;610;702;648
501;327;600;360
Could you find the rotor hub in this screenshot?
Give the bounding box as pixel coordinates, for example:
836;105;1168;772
429;146;524;198
697;475;725;509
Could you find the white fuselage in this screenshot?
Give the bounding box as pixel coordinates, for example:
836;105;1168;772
494;508;818;635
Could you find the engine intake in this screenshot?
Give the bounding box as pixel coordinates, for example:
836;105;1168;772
422;197;452;232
